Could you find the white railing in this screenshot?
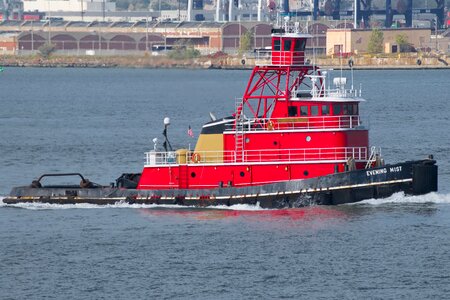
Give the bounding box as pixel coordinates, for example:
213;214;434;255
327;88;362;98
145;147;368;166
293;88;362;99
254;50;308;66
225;116;364;132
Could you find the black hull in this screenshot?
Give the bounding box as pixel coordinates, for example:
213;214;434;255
3;159;438;208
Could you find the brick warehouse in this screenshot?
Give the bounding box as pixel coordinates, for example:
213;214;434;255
0;20;338;54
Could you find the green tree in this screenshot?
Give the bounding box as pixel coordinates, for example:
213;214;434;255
38;43;56;58
168;40;200;60
367;28;384;54
239;31;253;53
395;33;410;52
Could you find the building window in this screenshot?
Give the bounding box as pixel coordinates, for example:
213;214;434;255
333;104;341;115
300;106;308;116
322;105;330;115
311;105;319;116
288;106;298;117
334;44;343;55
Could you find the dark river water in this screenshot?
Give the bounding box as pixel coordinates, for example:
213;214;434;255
1;67;449;299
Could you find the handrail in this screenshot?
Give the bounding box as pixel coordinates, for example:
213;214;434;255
254;50;308;66
37;173;87;183
31;173;97;189
145;147;368;166
293;88;362;99
224;115;364;132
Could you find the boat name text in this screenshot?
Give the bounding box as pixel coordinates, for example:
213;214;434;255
366;166;402;177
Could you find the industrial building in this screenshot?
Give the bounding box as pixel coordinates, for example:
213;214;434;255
326;28;433;55
1;19;447;55
0;20;273;54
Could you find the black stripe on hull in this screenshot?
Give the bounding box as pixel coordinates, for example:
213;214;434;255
4;159;437;208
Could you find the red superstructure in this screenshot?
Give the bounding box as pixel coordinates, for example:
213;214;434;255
137;28;371;191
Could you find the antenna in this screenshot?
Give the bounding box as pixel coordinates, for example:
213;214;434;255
350;59;354;91
311;76;317;97
294;21;300;33
327;69;332;92
284;16;290;33
339;48;343;83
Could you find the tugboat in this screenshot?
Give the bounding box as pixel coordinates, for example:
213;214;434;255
4;24;438;208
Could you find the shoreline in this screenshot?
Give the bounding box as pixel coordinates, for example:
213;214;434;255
1;54;449;70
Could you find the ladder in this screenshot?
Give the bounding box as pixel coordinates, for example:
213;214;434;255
365;146;382;169
234;98;245;163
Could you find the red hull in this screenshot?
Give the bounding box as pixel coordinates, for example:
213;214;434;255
138;161;367;190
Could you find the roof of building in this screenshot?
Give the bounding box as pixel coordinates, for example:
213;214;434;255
0;20;22;26
0;31;20;37
154;21;181;28
65;21;91;27
47;20;68;27
110;21;135;28
21;20;46;27
130;20;158;28
88;21;112;28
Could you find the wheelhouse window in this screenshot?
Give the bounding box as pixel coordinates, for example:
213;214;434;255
300;106;308;116
311;105;319;116
288;106;298;117
343;104;349;115
322;105;330;115
347;104;354;115
333;104;341;115
274;39;281;51
284;40;292;51
353;104;358;115
294;39;306;51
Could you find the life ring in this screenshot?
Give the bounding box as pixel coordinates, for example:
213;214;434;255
192;153;201;163
266;120;275;130
348;58;354;68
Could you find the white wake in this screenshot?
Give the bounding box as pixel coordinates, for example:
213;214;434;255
2;193;450;210
0;196;264;211
352;192;450;205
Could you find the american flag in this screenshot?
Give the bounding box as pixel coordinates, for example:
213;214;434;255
187;125;194;138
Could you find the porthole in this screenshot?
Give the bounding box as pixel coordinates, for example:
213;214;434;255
303;170;309;176
273;141;278;146
240;171;245;177
245;138;250;143
191;172;196;178
306;136;311;142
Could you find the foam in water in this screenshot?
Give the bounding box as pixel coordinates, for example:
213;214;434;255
2;193;450;210
207;203;265;211
0;196;264;211
351;192;450;205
